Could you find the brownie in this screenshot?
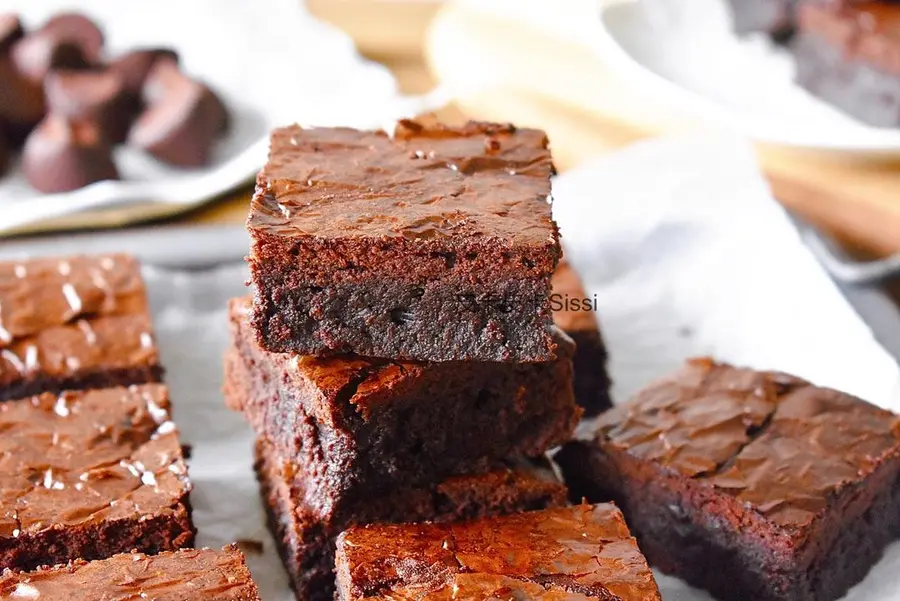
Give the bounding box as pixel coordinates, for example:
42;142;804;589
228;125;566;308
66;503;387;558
551;260;611;415
255;436;567;601
226;296;579;506
794;1;900;127
556;358;900;601
0;254;162;402
333;504;661;601
247;119;562;363
0;545;260;600
727;0;797;39
0;383;194;572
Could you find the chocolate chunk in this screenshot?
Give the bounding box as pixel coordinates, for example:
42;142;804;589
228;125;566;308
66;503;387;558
21;114;118;193
0;13;24;52
109;47;178;96
45;69;132;143
11;12;103;82
128;58;227;167
0;57;45;143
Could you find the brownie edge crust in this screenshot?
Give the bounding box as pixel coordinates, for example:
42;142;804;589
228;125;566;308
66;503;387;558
247;119;561;362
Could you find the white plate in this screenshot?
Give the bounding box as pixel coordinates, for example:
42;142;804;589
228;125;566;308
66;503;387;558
0;0;441;236
597;0;900;156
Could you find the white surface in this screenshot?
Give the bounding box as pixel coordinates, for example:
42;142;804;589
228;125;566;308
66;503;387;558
598;0;900;155
0;0;438;234
135;134;900;600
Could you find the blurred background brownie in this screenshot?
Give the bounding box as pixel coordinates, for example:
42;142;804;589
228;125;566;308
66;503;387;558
0;384;194;572
551;260;612;415
247;119;561;363
794;1;900;127
0;545;260;600
255;435;566;601
0;254;162;401
727;0;798;39
333;504;661;601
557;358;900;601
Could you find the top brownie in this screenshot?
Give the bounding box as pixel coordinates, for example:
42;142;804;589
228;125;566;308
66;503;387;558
247;119;561;362
0;254;162;401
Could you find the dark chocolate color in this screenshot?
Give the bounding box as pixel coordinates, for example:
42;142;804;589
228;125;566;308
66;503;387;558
247;119;562;362
11;13;102;83
0;14;43;141
256;436;566;601
109;48;178;96
44;69;132;143
128;57;227;167
0;254;162;402
334;504;661;601
0;383;194;572
557;358;900;601
794;1;900;127
226;296;579;508
0;545;259;600
21;114;118;193
551;260;612;415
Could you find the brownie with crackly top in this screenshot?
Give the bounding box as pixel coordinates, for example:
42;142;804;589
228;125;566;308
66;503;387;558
0;383;194;572
246;119;561;363
556;358;900;601
0;254;162;401
255;435;567;601
334;504;661;601
225;296;579;507
0;545;259;600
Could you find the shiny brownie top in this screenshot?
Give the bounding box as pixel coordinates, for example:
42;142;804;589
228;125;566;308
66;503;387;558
0;546;259;600
0;254;158;389
799;1;900;74
594;358;900;529
0;384;189;540
335;504;661;601
248;119;558;247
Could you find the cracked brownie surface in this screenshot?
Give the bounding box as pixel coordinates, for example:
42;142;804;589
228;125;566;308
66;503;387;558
247;119;561;362
557;358;900;601
0;254;162;401
0;383;193;571
0;545;259;601
225;297;579;509
334;504;661;601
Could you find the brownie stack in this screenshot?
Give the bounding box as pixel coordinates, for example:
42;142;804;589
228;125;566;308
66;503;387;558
226;119;600;601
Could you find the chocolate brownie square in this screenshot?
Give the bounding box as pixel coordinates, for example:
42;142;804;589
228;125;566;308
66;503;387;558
557;358;900;601
247;119;561;362
794;1;900;127
0;545;260;600
0;384;194;572
0;254;162;401
255;436;566;601
551;260;611;415
225;297;579;505
333;504;661;601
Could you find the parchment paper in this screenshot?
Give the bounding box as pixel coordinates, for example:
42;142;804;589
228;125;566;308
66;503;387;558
140;134;900;600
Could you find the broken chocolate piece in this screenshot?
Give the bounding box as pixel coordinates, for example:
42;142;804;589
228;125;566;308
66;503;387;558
109;48;178;96
128;57;227;167
11;12;103;83
21;114;118;193
45;69;132;143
